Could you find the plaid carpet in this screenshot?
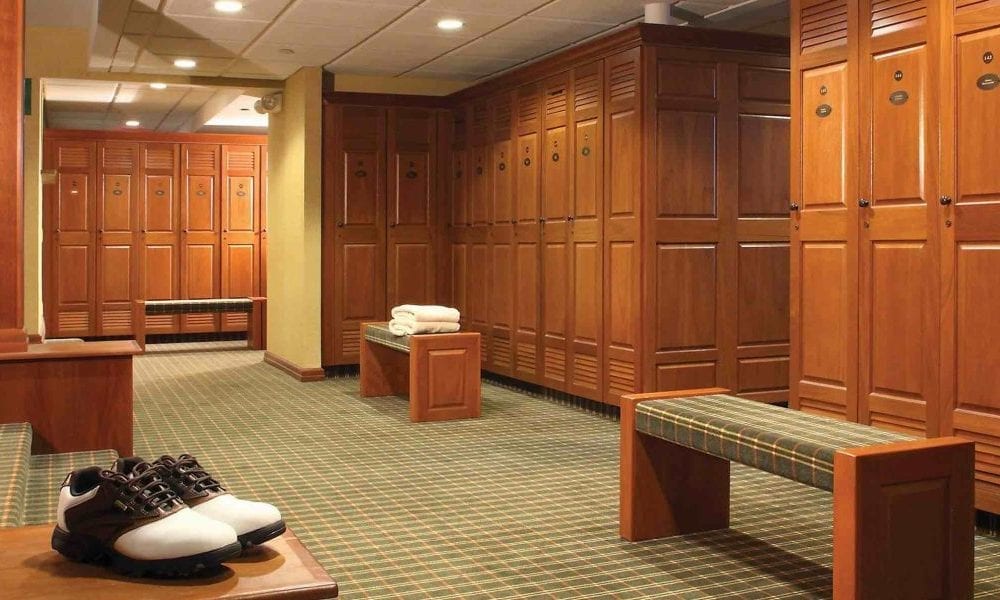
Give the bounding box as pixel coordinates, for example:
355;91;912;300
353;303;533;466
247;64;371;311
133;342;1000;599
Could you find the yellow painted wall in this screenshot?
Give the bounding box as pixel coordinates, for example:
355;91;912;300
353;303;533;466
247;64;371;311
265;67;324;369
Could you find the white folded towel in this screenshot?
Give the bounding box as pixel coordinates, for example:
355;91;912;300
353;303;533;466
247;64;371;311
388;319;461;336
390;304;460;323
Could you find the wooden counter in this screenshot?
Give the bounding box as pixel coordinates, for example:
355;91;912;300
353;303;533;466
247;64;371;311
0;340;140;454
0;525;339;599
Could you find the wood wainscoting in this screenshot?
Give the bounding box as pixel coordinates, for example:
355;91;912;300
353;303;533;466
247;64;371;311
264;351;326;383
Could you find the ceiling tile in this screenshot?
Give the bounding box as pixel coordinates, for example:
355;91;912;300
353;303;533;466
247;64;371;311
164;0;289;21
123;11;160;35
358;31;468;55
421;53;521;75
259;20;371;47
386;7;510;38
457;35;566;61
420;0;549;17
531;0;646;25
282;0;412;28
226;59;303;78
156;15;270;40
146;36;246;58
491;17;611;43
245;42;344;66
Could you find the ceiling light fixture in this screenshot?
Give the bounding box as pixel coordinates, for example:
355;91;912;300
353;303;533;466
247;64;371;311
214;1;243;13
149;82;168;90
437;18;464;31
125;120;141;127
174;58;197;69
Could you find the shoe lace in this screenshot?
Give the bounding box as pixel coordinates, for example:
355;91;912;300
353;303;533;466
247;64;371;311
172;455;225;494
102;465;181;513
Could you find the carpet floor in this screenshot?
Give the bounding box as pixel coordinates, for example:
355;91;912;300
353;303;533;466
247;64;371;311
134;342;1000;599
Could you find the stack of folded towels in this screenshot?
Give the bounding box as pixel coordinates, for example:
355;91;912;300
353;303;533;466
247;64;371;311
388;304;461;336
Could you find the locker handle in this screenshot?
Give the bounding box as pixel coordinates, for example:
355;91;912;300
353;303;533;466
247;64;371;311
858;198;870;208
336;221;344;227
510;219;516;225
789;203;800;212
940;196;953;206
567;215;574;221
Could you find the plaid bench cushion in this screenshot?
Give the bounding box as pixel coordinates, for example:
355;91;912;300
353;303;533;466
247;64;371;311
635;394;914;491
145;298;253;315
364;323;410;353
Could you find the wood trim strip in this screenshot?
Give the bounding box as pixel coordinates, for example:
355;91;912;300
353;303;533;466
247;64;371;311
44;129;268;145
0;0;26;353
263;351;326;382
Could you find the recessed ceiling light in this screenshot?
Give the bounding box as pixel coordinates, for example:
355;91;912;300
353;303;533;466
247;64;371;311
174;58;197;69
437;19;464;31
125;120;141;128
214;1;243;13
149;82;168;90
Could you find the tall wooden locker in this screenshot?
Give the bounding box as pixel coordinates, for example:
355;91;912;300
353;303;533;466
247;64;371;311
449;108;469;328
180;144;222;332
568;61;604;400
221;144;262;332
260;146;269;298
540;72;572;391
468;100;491;367
46;140;97;337
489;93;515;375
513;83;542;383
95;142;140;336
387;108;437;310
604;47;643;404
325;105;387;365
790;0;860;421
940;0;1000;512
140;142;181;335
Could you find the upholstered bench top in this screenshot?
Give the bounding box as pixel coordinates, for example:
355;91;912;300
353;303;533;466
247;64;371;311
635;394;914;491
144;298;253;315
364;323;410;353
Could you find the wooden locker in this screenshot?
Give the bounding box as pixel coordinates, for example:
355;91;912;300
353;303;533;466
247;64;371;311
857;0;939;436
221;144;261;332
95;142;140;336
604;47;643;405
449;108;469;322
468;100;491;367
387;108;437;310
489;93;515;375
45;140;97;337
569;62;604;400
940;2;1000;513
140;142;181;335
540;72;572;391
260;145;268;298
790;0;860;420
513;83;542;382
180;144;222;332
326;104;387;365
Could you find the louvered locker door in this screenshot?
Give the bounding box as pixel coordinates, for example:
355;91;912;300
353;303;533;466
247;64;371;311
140;143;181;335
540;72;572;391
604;48;642;404
260;145;268;298
489;93;515;375
96;142;140;336
569;62;604;400
328;105;387;364
221;144;261;332
180;144;222;333
857;0;938;436
790;0;860;420
46;140;97;337
468;100;491;367
941;4;1000;513
513;83;542;382
449;108;469;329
387;108;437;310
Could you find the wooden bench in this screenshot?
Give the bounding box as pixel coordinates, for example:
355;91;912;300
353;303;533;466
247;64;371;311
133;298;267;351
620;388;975;600
359;322;481;422
0;525;338;599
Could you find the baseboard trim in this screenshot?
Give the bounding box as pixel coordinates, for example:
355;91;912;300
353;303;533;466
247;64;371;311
27;334;42;344
263;351;325;382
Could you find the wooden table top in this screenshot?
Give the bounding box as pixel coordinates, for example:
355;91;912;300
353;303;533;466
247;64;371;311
0;340;142;362
0;525;339;599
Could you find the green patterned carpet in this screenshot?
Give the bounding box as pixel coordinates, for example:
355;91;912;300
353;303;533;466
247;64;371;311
133;342;1000;599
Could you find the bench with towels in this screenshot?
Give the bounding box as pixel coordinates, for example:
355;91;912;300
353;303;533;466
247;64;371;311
388;305;461;336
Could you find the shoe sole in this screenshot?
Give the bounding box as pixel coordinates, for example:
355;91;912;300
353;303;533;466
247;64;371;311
237;519;286;548
52;527;242;577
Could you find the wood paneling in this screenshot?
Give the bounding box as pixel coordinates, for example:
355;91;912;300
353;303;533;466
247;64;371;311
140;143;181;334
180;144;221;332
0;0;25;351
513;83;542;381
96;143;140;336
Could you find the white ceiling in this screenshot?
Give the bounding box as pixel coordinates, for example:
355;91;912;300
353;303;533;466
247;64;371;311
43;78;270;133
83;0;788;82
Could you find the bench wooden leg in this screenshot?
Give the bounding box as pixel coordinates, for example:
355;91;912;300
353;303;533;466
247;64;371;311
132;300;146;352
833;437;974;600
408;332;481;423
620;389;731;541
359;323;409;398
248;297;267;350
